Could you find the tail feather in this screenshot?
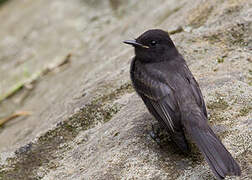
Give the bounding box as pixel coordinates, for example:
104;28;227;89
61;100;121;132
184;113;241;179
195;129;227;178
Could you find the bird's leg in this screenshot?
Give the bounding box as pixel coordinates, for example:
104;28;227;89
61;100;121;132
149;124;161;145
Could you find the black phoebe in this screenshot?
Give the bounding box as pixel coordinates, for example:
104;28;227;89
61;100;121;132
124;29;241;179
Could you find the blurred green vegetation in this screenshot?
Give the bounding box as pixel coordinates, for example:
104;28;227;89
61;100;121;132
0;0;9;6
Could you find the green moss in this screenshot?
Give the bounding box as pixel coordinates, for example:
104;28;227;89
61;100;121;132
102;104;121;123
237;106;252;117
0;82;133;179
217;57;224;63
209;111;229;126
249;69;252;76
204;34;221;43
203;22;250;47
248;79;252;86
206;96;231;138
229;23;247;46
248;70;252;86
207;96;229;111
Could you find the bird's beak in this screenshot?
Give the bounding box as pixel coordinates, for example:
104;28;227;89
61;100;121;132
123;40;149;48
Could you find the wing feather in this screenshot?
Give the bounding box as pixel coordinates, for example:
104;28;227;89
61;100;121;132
131;61;177;132
182;64;207;117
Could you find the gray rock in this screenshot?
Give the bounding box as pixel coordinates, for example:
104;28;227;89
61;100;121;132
0;0;251;179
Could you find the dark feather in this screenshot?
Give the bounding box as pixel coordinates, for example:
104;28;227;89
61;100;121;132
182;63;208;118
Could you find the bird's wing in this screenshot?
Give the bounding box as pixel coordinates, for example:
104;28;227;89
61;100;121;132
182;64;207;117
132;67;178;132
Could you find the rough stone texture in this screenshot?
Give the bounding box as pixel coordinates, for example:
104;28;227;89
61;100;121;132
0;0;251;179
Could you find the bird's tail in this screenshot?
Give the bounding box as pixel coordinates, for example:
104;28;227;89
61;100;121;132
183;112;241;179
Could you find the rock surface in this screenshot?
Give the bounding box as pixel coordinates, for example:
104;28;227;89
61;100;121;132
0;0;251;179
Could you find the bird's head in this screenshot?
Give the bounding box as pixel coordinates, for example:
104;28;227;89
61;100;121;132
124;29;178;63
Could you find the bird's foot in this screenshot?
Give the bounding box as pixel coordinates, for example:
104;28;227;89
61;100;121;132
149;124;161;145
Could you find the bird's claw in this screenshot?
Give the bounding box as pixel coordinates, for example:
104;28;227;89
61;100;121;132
150;124;161;145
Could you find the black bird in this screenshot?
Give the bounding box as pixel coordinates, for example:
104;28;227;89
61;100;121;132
123;29;241;179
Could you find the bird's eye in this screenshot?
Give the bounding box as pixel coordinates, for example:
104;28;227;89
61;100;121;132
150;40;157;46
